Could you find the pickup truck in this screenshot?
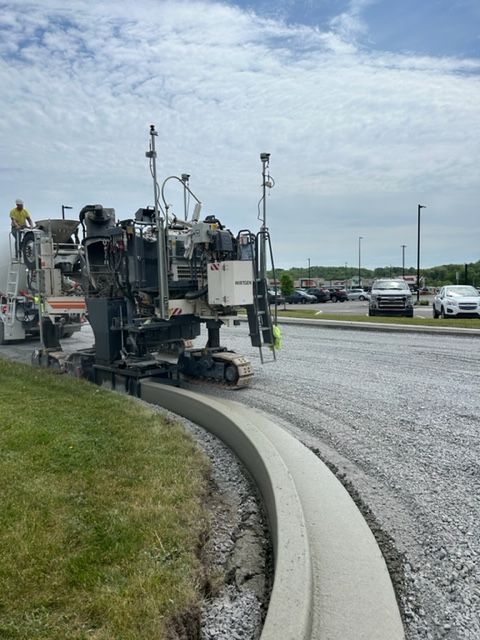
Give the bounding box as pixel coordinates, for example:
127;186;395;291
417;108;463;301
368;279;414;317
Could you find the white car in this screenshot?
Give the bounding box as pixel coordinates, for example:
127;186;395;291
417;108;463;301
433;285;480;318
347;288;370;301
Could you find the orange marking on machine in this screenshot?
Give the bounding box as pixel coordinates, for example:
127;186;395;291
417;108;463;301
45;297;86;313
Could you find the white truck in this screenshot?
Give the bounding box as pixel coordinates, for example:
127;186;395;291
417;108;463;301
368;278;414;318
0;220;85;345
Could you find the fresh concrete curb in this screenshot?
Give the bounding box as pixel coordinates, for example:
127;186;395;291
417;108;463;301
140;381;405;640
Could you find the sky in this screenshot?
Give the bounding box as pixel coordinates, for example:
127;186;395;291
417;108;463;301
1;0;479;271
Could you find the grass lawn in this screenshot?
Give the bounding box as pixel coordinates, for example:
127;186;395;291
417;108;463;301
0;359;210;640
275;309;480;329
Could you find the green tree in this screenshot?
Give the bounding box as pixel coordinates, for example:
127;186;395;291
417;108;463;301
280;273;294;297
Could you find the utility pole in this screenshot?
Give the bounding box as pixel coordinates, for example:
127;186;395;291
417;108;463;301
416;205;426;303
308;258;311;284
358;236;363;288
401;244;406;278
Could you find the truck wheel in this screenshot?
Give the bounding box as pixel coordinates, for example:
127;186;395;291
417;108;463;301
433;306;439;319
331;295;337;303
441;307;447;319
405;310;414;318
368;309;376;316
22;231;36;270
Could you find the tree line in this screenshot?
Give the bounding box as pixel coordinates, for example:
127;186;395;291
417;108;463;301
272;260;480;289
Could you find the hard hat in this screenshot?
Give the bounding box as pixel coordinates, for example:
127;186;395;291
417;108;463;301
15;198;24;205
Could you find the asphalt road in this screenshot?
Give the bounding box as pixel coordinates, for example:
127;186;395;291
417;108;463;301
2;321;479;639
195;322;480;640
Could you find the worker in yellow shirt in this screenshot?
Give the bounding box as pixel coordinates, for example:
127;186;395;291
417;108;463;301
10;198;34;258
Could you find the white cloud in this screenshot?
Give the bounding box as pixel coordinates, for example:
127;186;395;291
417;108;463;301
0;0;479;270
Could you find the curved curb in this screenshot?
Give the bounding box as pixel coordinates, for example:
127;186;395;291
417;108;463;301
140;381;405;640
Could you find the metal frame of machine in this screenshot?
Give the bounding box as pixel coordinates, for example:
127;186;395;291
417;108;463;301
59;125;278;391
0;221;85;348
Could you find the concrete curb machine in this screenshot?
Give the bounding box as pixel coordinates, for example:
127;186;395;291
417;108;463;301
0;219;85;348
62;125;277;392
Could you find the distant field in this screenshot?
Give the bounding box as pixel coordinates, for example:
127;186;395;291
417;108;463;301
0;359;210;640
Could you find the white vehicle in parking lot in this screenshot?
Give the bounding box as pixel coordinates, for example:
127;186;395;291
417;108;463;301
347;288;370;301
433;285;480;318
368;279;414;317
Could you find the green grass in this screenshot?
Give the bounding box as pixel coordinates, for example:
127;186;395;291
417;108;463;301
275;309;480;329
0;359;210;640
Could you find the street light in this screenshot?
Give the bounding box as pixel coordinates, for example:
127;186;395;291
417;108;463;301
358;236;363;288
61;204;73;220
308;258;311;284
416;205;426;303
401;244;406;279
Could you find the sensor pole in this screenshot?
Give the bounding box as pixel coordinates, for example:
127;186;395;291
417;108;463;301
259;152;270;279
147;125;169;319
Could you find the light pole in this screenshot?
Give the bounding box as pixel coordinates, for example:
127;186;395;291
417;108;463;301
61;204;72;220
401;244;406;279
416;205;426;303
358;236;363;288
308;258;311;284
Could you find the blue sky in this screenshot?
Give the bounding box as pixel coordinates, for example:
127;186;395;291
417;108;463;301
1;0;479;270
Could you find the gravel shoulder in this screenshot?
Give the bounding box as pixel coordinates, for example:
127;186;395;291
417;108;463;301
153;408;272;640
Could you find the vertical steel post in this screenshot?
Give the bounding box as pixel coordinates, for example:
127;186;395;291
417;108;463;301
149;125;169;319
401;244;406;278
259;153;270;279
358;236;363;288
181;174;190;221
417;205;426;303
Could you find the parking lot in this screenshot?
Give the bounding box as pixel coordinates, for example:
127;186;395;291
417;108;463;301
280;297;435;318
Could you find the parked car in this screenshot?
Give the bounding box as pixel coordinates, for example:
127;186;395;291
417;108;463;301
267;289;285;305
285;289;317;304
305;287;330;303
432;285;480;318
347;288;370;301
369;279;414;317
328;288;348;303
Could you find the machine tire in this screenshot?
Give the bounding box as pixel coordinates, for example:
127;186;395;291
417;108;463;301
441;307;447;319
22;231;36;270
224;364;239;385
433;306;439;319
0;319;5;345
